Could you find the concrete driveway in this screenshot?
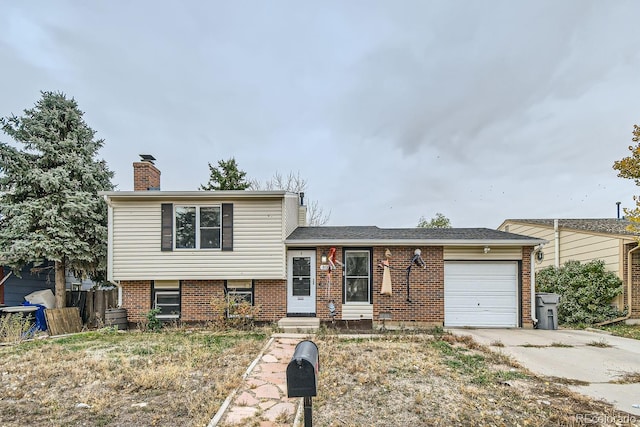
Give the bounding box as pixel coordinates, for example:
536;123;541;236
449;328;640;416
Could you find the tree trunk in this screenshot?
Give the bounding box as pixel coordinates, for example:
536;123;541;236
55;260;66;308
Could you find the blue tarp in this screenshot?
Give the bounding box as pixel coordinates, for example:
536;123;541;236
22;302;47;331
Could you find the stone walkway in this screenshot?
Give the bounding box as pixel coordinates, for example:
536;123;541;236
210;335;305;427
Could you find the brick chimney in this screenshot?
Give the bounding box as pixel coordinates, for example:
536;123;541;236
133;154;160;191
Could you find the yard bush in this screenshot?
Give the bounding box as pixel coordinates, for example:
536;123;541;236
209;295;260;330
147;308;163;331
0;313;33;343
536;260;625;325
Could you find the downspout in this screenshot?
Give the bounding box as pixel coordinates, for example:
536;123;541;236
103;195;122;307
595;243;639;326
554;219;560;268
531;244;544;326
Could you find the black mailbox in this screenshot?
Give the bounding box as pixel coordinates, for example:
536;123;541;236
286;340;319;398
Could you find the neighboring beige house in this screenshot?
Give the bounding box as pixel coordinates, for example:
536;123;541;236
497;219;640;321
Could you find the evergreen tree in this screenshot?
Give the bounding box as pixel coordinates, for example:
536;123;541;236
0;91;114;308
200;157;249;190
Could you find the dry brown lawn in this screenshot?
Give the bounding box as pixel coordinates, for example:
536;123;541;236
312;331;637;427
1;327;638;427
0;328;267;427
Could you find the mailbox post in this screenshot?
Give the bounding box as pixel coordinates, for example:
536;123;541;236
286;340;319;427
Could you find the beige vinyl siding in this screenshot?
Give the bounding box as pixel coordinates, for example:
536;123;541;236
342;304;373;320
111;199;286;281
283;194;300;239
500;222;621;275
556;231;620;272
501;223;555;269
443;246;523;260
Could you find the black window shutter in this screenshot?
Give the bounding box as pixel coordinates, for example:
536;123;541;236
161;203;173;251
222;203;233;251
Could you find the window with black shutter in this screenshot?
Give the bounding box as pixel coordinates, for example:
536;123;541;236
222;203;233;251
163;203;233;251
161;203;173;251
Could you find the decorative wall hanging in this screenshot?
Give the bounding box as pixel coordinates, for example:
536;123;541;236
405;248;426;302
379;249;393;295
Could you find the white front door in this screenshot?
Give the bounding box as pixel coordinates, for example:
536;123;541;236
287;250;316;315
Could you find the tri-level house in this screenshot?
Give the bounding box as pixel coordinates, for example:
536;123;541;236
102;157;545;329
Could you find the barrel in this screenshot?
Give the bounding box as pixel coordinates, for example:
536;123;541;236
105;308;128;330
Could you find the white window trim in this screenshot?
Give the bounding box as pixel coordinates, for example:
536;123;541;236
344;250;371;304
226;290;253;319
155;290;180;319
174;205;222;250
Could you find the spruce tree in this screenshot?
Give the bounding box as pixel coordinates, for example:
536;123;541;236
0;91;114;308
200;157;249;190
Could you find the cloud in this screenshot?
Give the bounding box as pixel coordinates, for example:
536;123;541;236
1;1;639;227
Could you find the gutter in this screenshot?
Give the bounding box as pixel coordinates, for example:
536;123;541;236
103;194;122;307
98;190;291;201
595;243;640;326
531;244;544;326
285;239;546;247
554;219;560;268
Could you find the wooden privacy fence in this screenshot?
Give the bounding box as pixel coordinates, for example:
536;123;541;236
65;289;118;327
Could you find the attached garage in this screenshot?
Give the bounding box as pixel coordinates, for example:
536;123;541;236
444;261;519;327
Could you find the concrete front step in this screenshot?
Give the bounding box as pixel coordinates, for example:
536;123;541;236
277;317;320;333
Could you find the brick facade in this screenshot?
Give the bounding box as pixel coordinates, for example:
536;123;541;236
631;249;640;318
133;161;161;191
120;245;536;327
620;243;640;319
254;279;287;321
120;279;287;324
121;280;152;323
372;246;444;325
315;247;344;321
314;245;535;327
181;280;225;321
521;246;533;328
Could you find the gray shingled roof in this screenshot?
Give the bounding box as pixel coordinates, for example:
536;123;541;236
503;218;637;236
286;226;543;244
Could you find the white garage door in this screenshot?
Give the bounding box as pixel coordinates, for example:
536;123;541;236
444;261;518;327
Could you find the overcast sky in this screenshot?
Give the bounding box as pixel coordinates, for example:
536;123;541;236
1;1;639;228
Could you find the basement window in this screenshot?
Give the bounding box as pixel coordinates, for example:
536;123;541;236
152;280;180;319
225;280;254;318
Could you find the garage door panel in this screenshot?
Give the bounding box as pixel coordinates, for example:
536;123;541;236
446;310;516;328
446;290;514;305
445;261;518;328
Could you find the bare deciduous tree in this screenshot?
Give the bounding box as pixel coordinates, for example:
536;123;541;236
250;171;330;225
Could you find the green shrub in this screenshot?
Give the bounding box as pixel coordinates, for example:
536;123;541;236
144;308;162;332
536;260;625;325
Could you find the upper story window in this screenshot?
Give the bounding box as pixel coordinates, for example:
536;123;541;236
161;203;232;251
175;205;221;249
